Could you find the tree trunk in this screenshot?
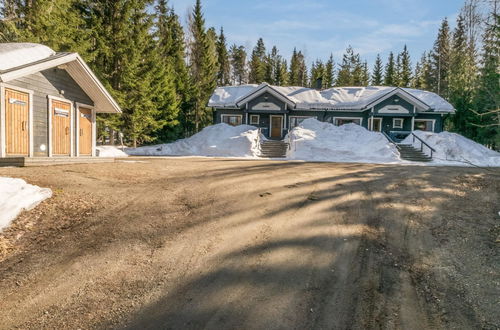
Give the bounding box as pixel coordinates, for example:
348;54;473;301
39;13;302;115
110;129;115;145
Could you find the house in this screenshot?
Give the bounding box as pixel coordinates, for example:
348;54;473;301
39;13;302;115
0;43;120;161
208;83;455;141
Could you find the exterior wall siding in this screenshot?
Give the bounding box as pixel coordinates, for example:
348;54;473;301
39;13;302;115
247;92;286;111
7;68;93;156
374;95;414;115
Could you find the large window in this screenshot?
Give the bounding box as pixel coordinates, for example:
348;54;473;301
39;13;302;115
414;119;434;132
221;115;242;126
334;117;362;126
290;116;315;128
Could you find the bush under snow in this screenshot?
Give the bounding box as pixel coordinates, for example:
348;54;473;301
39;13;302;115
126;123;261;158
286;118;400;163
0;177;52;231
402;130;500;167
96;146;129;157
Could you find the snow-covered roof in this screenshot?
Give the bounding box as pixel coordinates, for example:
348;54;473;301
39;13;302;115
0;43;121;113
0;43;56;71
208;83;455;113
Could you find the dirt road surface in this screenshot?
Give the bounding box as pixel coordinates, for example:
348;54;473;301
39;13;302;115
0;158;498;329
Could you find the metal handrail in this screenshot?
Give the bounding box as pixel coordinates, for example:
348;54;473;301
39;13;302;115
411;132;435;158
382;131;397;145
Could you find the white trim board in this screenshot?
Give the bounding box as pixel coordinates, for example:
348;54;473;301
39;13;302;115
236;84;295;109
0;83;35;157
249;114;260;125
393;118;404;129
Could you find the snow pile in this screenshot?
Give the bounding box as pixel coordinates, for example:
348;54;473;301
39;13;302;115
0;43;56;71
126;123;261;158
0;177;52;231
96;146;129;157
403;131;500;167
286;118;400;163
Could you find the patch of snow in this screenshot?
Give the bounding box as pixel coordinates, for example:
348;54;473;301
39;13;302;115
0;177;52;231
126;123;261;158
286;118;400;164
402;131;500;167
208;84;259;107
0;43;56;71
96;146;128;157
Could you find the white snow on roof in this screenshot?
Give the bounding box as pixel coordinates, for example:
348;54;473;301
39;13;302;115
208;84;455;112
0;43;56;71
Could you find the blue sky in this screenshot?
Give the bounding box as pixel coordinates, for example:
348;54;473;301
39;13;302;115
170;0;463;68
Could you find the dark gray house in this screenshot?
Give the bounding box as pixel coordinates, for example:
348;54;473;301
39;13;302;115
209;83;455;140
0;43;120;161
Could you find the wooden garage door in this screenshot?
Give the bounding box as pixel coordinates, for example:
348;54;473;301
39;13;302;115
51;100;72;156
78;107;92;155
5;88;30;156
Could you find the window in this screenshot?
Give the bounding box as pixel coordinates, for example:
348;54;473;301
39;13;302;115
221;115;242;126
334;118;362;126
250;114;260;125
393;118;404;129
289;116;314;128
414;120;434;132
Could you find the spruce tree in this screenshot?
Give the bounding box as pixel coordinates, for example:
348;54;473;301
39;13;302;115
249;38;266;83
216;27;230;86
384;52;396;86
336;46;354;86
430;18;451;97
275;59;288;86
372;54;383;85
351;51;364;86
229;44;247;85
398;45;412;87
310;59;325;88
324;54;335;88
264;46;279;84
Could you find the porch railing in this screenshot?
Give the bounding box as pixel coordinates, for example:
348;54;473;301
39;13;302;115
411;132;436;158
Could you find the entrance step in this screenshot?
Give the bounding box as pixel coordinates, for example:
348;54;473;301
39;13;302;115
259;140;289;158
397;144;432;162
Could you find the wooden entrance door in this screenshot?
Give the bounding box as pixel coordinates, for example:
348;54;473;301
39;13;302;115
78;107;92;155
270;116;283;138
5;88;30;156
51;99;72;156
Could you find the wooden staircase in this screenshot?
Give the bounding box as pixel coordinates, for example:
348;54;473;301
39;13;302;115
397;144;432;162
259;140;289;158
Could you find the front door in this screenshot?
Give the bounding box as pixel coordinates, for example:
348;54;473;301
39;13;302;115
371;118;382;132
5;88;30;156
78;107;92;156
270;116;283;139
51;99;72;156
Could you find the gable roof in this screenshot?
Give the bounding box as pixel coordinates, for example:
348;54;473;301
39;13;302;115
208;83;455;113
235;83;296;108
0;43;121;113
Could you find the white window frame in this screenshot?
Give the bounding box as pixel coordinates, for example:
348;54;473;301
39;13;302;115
48;95;74;157
249;114;260;125
289;116;316;129
392;118;404;129
0;83;35;158
333;116;363;126
75;102;96;157
221;114;243;126
413;119;436;132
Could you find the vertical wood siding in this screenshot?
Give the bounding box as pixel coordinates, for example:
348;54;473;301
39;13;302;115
5;88;30;155
78;107;92;155
51;100;72;155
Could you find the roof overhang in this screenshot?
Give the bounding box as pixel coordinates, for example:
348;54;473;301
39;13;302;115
363;88;431;112
0;53;121;113
235;84;296;109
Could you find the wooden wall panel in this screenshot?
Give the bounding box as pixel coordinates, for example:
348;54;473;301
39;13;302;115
5;88;29;156
79;107;92;155
51;100;71;156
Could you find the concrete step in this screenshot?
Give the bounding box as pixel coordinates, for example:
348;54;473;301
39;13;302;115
397;143;432;162
259;140;289;158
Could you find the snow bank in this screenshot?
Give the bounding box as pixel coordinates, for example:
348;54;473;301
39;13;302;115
0;177;52;231
0;43;55;71
96;146;129;157
126;123;261;158
403;131;500;167
286;118;400;163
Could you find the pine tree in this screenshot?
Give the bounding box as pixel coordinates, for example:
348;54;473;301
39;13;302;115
336;46;354;86
264;46;279;84
413;52;432;89
398;45;412;87
324;54;335;88
229;44;247;85
188;0;218;133
216;27;230;86
384;52;396;86
249;38;266;83
372;54;383;85
351;52;364;86
275;59;288;86
360;61;370;86
430;18;451;97
310;59;325;88
474;11;499;148
289;48;307;86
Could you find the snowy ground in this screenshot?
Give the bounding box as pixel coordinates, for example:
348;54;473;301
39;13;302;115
125;124;261;158
286;119;400;164
97;120;499;167
402;131;500;167
0;177;52;231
